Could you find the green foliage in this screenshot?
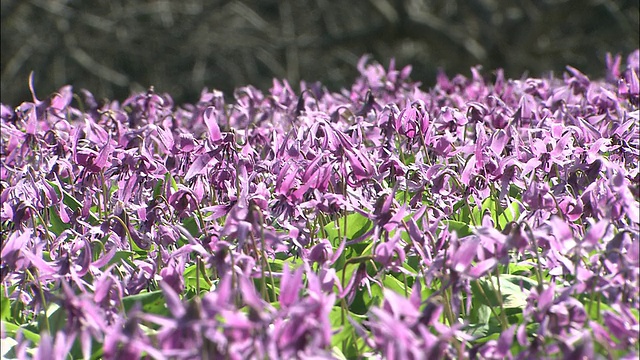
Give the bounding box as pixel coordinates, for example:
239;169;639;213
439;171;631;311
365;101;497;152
46;180;99;224
123;290;169;316
1;287;11;322
471;275;531;310
443;220;473;238
2;322;41;344
324;212;373;245
184;263;212;293
329;307;370;358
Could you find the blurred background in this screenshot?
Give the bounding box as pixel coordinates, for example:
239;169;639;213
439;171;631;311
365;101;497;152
1;0;638;106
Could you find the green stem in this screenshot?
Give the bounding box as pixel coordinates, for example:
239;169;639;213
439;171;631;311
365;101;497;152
419;133;431;166
493;268;509;330
250;231;268;302
91;239;106;262
101;170;110;218
447;173;478;227
340;256;373;292
402;272;409;297
255;209;276;301
24;204;53;245
473;279;507;329
522;222;545;293
25;269;50;334
441;285;455;326
107;214;134;260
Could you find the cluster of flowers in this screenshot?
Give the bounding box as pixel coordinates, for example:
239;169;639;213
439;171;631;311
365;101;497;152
1;50;638;359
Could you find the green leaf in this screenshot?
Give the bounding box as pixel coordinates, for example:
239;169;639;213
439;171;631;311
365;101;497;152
346;213;373;240
165;172;179;192
472;197;497;226
394;190;412;205
471;197;522;230
130;234;151;255
471;322;503;344
382;274;410;296
47;206;70;235
402;260;418;276
1;287;10;322
631;307;639;322
348;241;374;260
46;180;99;223
509;184;522;199
471;275;531;310
39;303;66;335
329;307;369;358
498;201;521;229
366;282;384;308
466;323;490;338
1;321;41;344
507;263;534;275
351;283;383;315
123;290;168;315
578;294;614;321
453;200;472;223
478;303;492;323
336;262;361;293
442;220;473;238
400;153;416;167
471;197;495;225
499;274;538;292
324;213;372;245
331;347;349;360
184;264;212;292
182;217;200;238
268;256;303;273
420;279;433;300
153;178;164;199
106;250;136;268
323;217;340;244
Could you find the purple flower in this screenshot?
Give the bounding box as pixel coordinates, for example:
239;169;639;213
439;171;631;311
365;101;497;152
449;236;480;274
603;309;639;348
522;180;555;211
479;324;516;359
160;256;186;295
279;264;303;308
1;49;639;360
168;185;198;219
34;331;76;360
308;238;333;265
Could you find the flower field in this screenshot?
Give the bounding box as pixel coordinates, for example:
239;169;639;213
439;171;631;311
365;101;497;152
1;51;639;359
